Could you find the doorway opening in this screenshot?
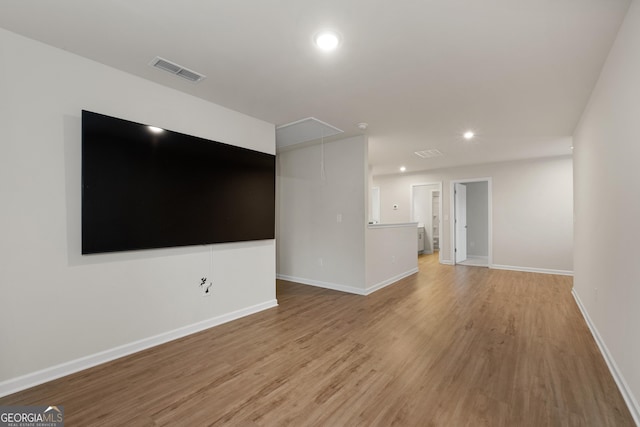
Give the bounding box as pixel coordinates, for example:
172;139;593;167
451;178;492;267
370;186;380;224
410;182;443;263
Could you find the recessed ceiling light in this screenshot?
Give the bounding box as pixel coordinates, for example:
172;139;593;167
400;166;407;172
463;131;474;140
148;126;164;133
314;31;341;51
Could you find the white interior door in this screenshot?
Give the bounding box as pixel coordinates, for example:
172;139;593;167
455;183;467;263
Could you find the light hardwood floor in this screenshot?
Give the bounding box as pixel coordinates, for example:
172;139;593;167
1;253;634;426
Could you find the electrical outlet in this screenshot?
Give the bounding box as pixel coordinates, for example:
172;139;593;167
391;255;396;264
318;258;324;267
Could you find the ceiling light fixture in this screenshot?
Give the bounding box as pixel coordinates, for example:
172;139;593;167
400;166;407;172
463;131;475;140
314;31;341;51
148;126;164;133
357;122;368;130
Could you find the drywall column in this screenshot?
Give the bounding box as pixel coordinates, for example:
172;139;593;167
277;136;368;294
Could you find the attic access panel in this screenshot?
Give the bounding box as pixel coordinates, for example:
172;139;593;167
276;117;343;149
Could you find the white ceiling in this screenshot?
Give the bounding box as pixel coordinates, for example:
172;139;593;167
0;0;630;175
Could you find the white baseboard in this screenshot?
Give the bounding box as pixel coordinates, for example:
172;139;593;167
572;289;640;425
440;260;454;265
0;299;278;398
490;264;573;276
277;268;418;296
457;259;489;267
276;274;367;295
365;268;419;295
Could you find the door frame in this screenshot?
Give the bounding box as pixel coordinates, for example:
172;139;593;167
450;177;493;266
454;182;468;263
410;181;443;263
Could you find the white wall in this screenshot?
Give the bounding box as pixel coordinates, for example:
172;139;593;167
573;1;640;421
373;156;573;273
466;181;489;257
277;136;368;292
0;28;276;389
366;224;418;291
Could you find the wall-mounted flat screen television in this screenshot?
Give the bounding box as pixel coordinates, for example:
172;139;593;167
82;110;275;254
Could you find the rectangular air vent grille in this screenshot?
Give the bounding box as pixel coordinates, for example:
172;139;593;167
149;56;206;83
414;149;444;158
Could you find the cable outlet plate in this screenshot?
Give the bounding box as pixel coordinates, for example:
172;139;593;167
200;277;212;296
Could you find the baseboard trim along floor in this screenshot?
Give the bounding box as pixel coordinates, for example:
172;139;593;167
490;264;574;276
572;289;640;425
276;274;367;295
0;299;278;398
277;268;419;297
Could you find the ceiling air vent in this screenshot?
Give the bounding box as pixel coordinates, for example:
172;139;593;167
149;56;206;83
414;149;444;158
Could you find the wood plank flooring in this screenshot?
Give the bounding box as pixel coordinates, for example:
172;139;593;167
1;253;634;426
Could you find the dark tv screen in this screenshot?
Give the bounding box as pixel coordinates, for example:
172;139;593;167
82;110;275;254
